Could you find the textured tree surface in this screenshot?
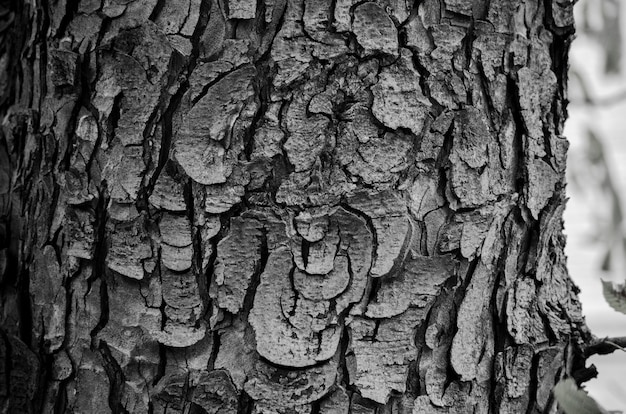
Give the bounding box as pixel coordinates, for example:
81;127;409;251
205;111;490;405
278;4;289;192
0;0;590;413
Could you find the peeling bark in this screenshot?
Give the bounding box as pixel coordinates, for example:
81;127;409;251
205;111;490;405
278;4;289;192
0;0;591;413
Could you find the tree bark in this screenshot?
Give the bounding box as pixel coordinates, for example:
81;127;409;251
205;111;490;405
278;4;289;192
0;0;590;413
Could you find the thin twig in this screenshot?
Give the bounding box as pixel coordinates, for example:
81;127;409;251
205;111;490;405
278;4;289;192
603;341;626;352
585;336;626;357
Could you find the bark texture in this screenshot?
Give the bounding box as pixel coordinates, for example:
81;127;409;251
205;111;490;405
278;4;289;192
0;0;589;413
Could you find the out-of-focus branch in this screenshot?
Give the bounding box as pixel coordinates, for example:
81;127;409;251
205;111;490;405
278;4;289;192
570;69;626;107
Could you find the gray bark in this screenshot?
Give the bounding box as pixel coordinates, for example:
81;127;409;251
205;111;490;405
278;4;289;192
0;0;590;413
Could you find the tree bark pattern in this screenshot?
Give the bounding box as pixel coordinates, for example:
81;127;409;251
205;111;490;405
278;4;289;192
0;0;589;413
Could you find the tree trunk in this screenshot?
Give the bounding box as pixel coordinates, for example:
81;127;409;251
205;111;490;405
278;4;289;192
0;0;589;413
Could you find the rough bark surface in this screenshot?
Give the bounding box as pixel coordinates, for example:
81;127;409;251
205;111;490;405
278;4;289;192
0;0;590;413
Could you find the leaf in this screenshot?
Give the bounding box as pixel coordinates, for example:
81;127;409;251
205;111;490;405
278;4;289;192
553;378;607;414
601;280;626;315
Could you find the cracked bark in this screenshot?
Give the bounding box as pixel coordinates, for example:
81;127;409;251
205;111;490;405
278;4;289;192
0;0;592;413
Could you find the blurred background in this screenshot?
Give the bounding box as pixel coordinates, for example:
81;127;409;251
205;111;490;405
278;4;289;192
565;0;626;411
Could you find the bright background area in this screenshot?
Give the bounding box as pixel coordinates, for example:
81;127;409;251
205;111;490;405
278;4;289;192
564;1;626;410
